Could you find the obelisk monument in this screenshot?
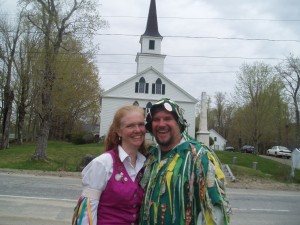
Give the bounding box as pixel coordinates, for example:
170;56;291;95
196;92;210;146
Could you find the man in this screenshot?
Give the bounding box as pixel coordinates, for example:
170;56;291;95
140;98;230;225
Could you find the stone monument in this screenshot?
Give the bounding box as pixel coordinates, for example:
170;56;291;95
196;92;210;146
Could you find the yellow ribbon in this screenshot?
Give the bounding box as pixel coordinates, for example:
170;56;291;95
207;152;225;180
166;153;180;214
87;198;93;225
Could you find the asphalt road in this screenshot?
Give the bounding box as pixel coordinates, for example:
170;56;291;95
0;172;299;225
0;173;81;225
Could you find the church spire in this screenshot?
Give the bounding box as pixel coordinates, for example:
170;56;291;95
136;0;165;74
142;0;162;37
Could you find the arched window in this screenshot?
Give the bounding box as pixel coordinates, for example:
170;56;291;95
139;77;145;93
135;77;149;93
133;100;139;106
152;78;165;95
155;79;162;94
145;102;153;117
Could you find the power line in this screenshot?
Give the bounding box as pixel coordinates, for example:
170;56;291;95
9;50;285;61
98;71;237;76
98;61;239;67
167;55;282;60
97;53;283;60
6;31;299;43
2;13;299;22
13;51;284;61
97;33;300;43
103;15;300;22
165;35;300;43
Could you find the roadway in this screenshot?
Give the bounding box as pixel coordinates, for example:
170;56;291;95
0;172;299;225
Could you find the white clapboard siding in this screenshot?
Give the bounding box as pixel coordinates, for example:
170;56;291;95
209;129;227;150
100;67;197;139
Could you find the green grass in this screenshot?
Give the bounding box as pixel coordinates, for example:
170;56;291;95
0;141;299;184
215;150;300;184
0;141;104;172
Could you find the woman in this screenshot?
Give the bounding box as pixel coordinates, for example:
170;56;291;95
72;105;147;225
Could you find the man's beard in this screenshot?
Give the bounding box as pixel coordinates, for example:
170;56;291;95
155;135;173;149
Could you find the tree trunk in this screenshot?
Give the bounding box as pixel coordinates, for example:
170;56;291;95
33;118;50;160
16;42;31;145
17;105;26;145
32;1;55;160
33;75;53;160
295;105;300;146
0;90;14;149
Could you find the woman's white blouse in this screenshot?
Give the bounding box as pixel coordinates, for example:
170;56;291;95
80;146;146;225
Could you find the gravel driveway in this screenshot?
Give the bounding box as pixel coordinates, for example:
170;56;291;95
259;155;291;166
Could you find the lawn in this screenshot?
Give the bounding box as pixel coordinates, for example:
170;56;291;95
0;141;104;172
0;141;299;184
215;150;300;184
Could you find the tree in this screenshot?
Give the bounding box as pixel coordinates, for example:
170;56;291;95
222;101;235;143
214;92;226;135
0;10;24;149
207;92;235;144
233;62;286;154
275;55;300;147
14;27;40;144
22;0;107;160
50;38;101;139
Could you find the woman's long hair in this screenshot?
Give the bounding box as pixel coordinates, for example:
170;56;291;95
104;105;147;156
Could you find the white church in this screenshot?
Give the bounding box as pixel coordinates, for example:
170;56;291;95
100;0;205;141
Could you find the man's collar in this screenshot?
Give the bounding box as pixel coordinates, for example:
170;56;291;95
156;137;185;152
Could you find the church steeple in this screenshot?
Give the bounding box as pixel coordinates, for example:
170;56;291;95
136;0;166;74
142;0;162;37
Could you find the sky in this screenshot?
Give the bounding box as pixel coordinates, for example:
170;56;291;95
1;0;300;101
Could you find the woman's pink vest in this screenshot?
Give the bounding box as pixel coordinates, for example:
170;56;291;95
97;150;144;225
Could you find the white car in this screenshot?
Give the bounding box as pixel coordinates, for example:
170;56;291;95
266;146;291;159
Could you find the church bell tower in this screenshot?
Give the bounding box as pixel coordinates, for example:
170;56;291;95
135;0;166;74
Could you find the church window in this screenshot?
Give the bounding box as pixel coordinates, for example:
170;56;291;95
149;40;155;50
152;78;165;95
156;79;162;94
145;102;152;117
135;77;149;93
139;78;145;93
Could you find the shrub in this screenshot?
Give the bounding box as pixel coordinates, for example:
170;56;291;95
70;133;86;145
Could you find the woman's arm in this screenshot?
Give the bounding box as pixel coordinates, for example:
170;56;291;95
72;153;113;225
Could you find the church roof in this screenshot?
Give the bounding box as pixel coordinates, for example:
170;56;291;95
103;67;198;103
142;0;162;37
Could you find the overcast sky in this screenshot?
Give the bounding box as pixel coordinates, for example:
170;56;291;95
2;0;300;100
